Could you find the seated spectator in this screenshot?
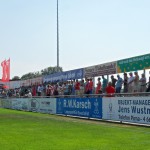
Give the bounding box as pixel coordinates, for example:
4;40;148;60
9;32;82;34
106;82;115;97
24;90;32;98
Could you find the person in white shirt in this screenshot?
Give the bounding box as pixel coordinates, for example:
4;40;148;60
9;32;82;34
37;85;42;96
128;72;134;93
133;71;139;92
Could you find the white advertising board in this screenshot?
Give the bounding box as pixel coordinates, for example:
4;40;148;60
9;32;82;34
0;99;2;107
28;98;56;114
103;97;150;125
11;98;29;110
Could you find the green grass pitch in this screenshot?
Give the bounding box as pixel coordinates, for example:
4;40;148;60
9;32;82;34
0;108;150;150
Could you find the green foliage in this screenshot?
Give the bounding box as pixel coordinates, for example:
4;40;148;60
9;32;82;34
0;108;150;150
11;76;20;81
21;72;40;80
20;66;63;80
41;66;63;75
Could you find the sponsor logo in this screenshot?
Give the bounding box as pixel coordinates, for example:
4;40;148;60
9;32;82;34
30;99;40;111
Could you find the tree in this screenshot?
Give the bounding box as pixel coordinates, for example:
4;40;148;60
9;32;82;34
21;72;40;80
11;76;20;81
20;66;63;80
41;66;63;76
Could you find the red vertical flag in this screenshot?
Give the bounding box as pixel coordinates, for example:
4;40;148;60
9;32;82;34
1;58;10;82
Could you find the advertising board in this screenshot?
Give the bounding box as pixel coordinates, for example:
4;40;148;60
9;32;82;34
28;98;56;114
1;99;12;109
84;62;116;77
11;98;29;110
0;99;2;107
43;68;83;83
56;98;102;119
103;97;150;124
117;53;150;73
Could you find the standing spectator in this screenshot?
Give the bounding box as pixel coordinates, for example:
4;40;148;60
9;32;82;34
71;79;76;95
128;72;134;93
146;76;150;92
68;81;72;95
89;78;93;94
46;85;51;97
95;77;101;94
75;79;80;95
123;73;128;93
111;75;117;88
85;78;90;94
102;75;108;93
106;82;115;97
32;85;37;96
53;84;59;96
139;73;146;92
80;79;85;96
58;83;63;95
63;82;69;96
133;71;139;92
37;84;42;96
115;75;123;93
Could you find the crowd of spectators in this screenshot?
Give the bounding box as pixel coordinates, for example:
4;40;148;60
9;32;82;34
0;71;150;98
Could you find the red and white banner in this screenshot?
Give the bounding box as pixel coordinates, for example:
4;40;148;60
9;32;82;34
1;58;10;82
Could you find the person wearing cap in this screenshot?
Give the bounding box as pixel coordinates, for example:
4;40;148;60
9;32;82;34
115;75;123;93
123;73;128;93
128;72;134;93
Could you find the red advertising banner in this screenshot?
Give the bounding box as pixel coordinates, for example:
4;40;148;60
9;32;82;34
1;58;10;82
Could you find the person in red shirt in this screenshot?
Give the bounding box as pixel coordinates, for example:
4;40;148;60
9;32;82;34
89;78;93;94
32;85;37;96
106;82;115;97
96;77;101;94
85;78;90;94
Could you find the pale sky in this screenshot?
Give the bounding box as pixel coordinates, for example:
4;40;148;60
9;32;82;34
0;0;150;78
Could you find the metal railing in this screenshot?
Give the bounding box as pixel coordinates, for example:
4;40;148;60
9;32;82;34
1;92;150;99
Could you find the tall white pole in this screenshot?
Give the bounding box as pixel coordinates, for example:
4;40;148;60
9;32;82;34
57;0;59;71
